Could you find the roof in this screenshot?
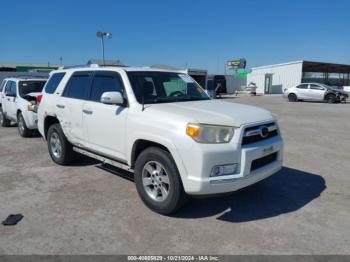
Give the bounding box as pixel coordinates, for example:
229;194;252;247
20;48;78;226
251;60;303;70
3;76;47;81
303;61;350;74
0;62;60;69
252;60;350;74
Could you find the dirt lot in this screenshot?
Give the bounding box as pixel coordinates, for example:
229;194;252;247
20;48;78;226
0;95;349;255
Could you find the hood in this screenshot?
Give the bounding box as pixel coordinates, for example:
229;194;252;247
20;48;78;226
331;89;348;96
146;100;275;127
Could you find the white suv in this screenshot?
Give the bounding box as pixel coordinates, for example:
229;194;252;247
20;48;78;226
0;77;47;137
38;65;283;214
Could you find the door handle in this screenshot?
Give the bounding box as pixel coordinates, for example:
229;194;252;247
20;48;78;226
83;109;93;115
56;104;65;109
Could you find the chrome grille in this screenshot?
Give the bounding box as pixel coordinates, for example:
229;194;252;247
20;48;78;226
242;122;278;145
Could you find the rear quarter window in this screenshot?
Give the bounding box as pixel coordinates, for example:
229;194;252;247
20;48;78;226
296;84;309;89
45;73;66;94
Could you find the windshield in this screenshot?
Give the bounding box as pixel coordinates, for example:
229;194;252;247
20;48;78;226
127;71;210;104
18;81;46;97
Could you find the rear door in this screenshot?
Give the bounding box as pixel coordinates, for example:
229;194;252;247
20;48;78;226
82;71;128;161
309;84;326;101
295;84;309;99
56;71;92;147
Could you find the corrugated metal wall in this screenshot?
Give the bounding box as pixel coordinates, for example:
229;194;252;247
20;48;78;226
247;61;303;94
225;75;247;93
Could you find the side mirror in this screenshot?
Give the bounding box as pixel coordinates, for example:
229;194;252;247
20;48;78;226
100;91;124;105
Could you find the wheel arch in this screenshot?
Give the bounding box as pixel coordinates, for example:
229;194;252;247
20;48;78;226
130;139;171;168
324;91;335;100
43;115;60;140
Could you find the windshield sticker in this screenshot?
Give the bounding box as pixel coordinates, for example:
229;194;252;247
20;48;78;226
179;74;194;83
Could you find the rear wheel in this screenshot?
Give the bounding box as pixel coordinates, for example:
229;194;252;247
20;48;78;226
134;147;188;215
17;112;32;137
326;94;336;103
0;108;11;127
288;93;297;102
47;123;74;165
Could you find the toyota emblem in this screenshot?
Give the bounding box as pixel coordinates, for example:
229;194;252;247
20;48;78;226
260;126;269;138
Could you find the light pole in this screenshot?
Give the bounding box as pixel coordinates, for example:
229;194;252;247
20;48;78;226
96;31;112;66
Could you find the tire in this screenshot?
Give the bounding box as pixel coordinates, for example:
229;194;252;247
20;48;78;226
288;93;297;102
0;107;11;127
325;94;336;104
47;123;74;165
17;112;32;137
134;147;188;215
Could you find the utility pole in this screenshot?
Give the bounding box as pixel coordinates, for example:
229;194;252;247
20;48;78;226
96;31;112;66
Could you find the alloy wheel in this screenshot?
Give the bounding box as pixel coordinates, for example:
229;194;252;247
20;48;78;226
142;161;170;202
50;132;62;159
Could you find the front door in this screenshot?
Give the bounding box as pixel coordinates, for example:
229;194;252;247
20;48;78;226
82;71;128;161
3;81;17;120
264;74;272;94
309;84;326;100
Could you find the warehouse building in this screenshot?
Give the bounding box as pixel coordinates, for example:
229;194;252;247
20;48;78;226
0;63;58;83
247;60;350;94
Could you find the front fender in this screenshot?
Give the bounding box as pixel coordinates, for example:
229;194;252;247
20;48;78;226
127;133;189;189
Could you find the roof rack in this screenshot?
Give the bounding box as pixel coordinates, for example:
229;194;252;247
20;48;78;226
58;64;100;70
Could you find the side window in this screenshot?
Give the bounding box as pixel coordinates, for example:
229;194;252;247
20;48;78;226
45;73;66;94
89;72;124;102
10;82;17;95
4;81;12;93
296;84;309;89
310;84;324;90
63;72;91;100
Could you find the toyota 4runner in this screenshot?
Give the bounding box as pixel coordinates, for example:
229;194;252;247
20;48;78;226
38;65;283;214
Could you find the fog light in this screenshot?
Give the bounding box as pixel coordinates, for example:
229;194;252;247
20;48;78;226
211;163;239;177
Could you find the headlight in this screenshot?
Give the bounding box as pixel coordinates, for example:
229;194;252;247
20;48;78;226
186;123;235;143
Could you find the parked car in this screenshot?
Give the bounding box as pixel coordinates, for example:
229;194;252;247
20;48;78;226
0;77;47;137
283;83;348;103
342;86;350;92
38;65;283;215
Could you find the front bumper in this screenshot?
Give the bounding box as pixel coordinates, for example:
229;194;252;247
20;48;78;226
23;111;38;130
179;136;283;195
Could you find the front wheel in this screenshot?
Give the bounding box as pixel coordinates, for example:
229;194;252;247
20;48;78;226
0;108;11;127
17;113;32;137
47;123;74;165
326;94;336;103
134;147;188;215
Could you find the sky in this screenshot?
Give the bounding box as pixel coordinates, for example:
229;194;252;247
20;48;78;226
1;0;350;73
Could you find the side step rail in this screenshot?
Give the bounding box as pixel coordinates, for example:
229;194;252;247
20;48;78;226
73;147;134;172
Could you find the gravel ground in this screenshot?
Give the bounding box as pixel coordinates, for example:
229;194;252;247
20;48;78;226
0;95;349;255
